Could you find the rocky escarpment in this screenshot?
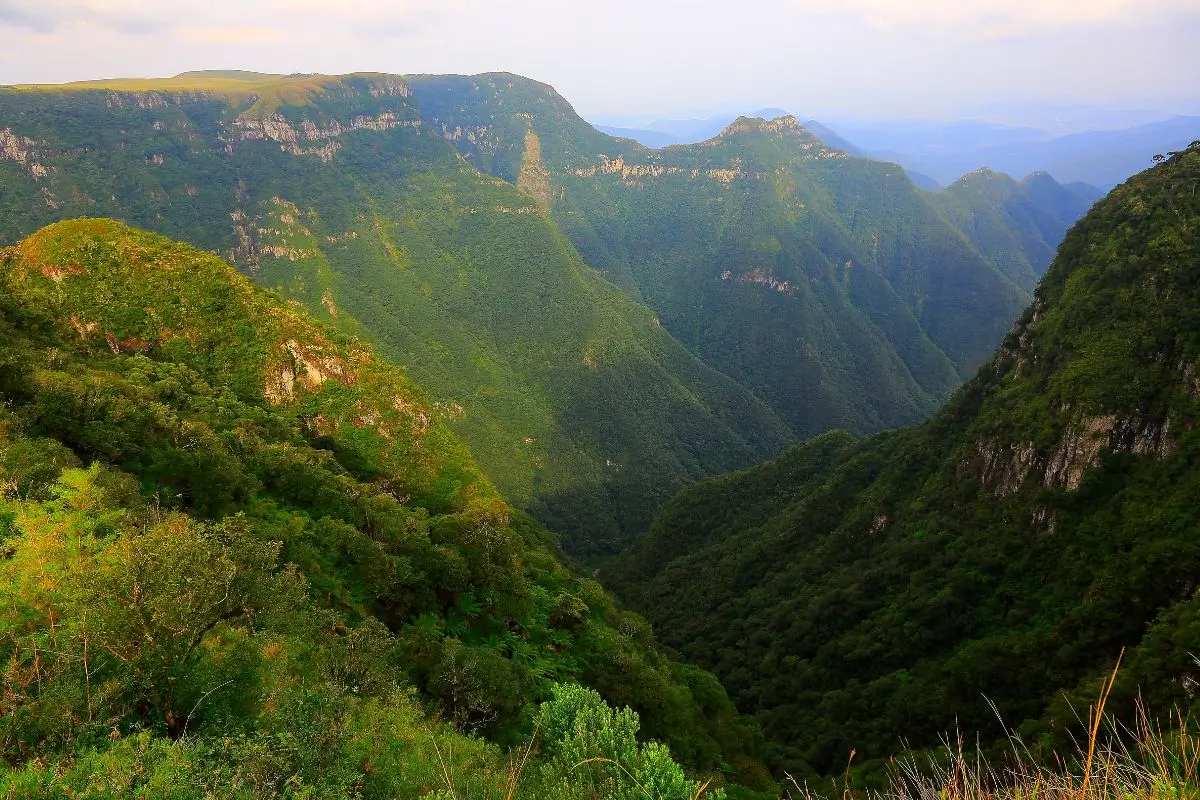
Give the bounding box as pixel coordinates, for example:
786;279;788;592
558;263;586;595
565;118;847;187
972;410;1176;497
221;110;420;161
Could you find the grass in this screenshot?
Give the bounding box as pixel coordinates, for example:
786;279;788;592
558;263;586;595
784;684;1199;800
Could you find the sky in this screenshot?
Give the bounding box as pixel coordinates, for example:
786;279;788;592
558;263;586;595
1;0;1198;124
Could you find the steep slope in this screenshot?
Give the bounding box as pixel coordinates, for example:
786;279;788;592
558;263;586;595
607;145;1200;778
930;168;1101;288
0;73;792;556
408;75;1032;437
0;219;769;791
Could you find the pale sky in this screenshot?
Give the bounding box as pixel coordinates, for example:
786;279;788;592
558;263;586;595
1;0;1198;121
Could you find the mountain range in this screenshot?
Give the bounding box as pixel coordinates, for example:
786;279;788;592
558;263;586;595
824;115;1200;189
0;70;1097;556
590;109;1197;190
1;67;1198;797
408;75;1088;434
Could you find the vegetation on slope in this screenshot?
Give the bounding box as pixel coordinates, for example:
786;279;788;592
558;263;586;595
930;168;1102;288
0;220;771;795
409;75;1093;438
608;144;1200;781
0;73;792;556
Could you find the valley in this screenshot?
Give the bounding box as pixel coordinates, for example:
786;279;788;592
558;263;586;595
0;60;1196;800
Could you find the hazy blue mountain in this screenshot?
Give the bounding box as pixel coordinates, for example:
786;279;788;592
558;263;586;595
903;168;942;189
594;125;683;147
822;115;1200;187
966;115;1200;187
799;119;866;156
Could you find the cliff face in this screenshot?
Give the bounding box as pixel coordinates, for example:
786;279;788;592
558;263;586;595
608;144;1200;778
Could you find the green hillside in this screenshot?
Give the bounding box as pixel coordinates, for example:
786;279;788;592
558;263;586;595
931;168;1103;288
408;75;1091;437
0;219;768;797
0;73;792;556
607;145;1200;780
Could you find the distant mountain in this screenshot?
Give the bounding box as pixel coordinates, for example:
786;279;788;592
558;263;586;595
967;116;1200;188
590;108;791;148
412;76;1092;443
823;115;1200;188
799;119;866;156
607;145;1200;779
0;72;793;557
930;168;1102;286
832;119;1049;156
595;125;682;148
903;169;942;190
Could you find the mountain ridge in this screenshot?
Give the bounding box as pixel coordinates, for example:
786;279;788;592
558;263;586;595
408;74;1056;439
0;217;771;795
0;70;1099;554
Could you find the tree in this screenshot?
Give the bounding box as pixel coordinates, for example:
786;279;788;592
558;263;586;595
532;683;725;800
0;467;304;749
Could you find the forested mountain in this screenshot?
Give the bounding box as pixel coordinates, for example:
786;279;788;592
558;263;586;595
0;70;1099;555
0;219;768;797
0;72;793;556
408;74;1094;438
608;145;1200;780
929;169;1103;288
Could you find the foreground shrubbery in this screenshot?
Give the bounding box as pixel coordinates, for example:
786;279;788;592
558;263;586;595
0;681;724;799
0;464;726;798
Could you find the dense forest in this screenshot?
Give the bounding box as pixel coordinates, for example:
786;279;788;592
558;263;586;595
410;74;1098;436
0;219;771;797
608;143;1200;782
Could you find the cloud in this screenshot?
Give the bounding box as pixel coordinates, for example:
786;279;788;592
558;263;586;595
0;0;174;34
176;25;284;45
789;0;1199;39
0;0;1195;120
0;0;57;32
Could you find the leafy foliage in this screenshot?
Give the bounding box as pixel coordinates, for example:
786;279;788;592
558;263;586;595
529;683;726;800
